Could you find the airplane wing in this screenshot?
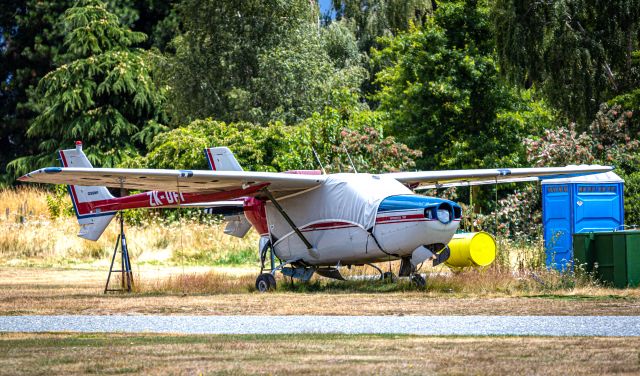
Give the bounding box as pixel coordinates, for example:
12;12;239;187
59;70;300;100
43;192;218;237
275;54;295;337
18;167;326;198
384;165;613;189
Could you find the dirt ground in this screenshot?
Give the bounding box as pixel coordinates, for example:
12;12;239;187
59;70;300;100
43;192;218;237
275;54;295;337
0;333;638;375
1;267;639;316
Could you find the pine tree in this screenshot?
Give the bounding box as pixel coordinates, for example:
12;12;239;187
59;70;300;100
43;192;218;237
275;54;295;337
8;0;166;175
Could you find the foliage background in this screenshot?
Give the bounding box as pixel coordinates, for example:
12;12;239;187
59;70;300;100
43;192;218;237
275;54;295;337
2;0;640;239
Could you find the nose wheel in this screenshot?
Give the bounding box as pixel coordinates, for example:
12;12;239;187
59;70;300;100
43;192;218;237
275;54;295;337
256;273;277;292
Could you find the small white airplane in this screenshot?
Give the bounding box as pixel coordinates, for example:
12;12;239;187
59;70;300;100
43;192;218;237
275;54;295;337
19;141;611;291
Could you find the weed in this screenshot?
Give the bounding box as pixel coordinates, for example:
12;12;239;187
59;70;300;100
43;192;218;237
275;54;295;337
134;270;255;294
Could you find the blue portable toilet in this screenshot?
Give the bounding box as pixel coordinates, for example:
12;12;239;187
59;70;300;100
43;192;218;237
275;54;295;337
541;171;624;270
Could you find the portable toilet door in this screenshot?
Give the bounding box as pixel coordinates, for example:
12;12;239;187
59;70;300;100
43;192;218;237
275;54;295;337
542;171;624;270
542;184;573;269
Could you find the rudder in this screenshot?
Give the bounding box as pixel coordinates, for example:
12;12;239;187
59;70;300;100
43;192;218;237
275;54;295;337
204;147;243;171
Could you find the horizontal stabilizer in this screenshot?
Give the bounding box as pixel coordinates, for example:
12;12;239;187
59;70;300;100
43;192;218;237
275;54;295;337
224;215;252;238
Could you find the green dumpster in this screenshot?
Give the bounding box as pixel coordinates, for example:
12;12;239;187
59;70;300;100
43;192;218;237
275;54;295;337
573;231;640;288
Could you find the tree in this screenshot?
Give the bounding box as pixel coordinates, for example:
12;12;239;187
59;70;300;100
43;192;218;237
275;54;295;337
132;90;421;174
163;0;367;125
332;0;434;53
8;0;166;175
493;0;640;125
1;0;71;184
493;104;640;241
372;0;532;170
164;0;314;124
0;0;177;185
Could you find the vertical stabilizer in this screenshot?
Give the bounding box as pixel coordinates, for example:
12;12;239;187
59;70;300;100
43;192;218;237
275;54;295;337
204;147;243;171
59;141;116;241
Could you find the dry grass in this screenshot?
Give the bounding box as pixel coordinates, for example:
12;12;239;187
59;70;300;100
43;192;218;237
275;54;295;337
0;187;259;266
1;187;637;300
0;186;49;219
1;267;639;316
135;270;256;294
0;333;639;375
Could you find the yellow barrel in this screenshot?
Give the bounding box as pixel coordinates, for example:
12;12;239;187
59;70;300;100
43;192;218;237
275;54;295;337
445;232;496;268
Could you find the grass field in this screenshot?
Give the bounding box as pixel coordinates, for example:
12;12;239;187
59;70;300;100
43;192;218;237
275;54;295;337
1;186;625;297
0;333;638;375
2;188;640;374
0;187;259;267
1;267;639;316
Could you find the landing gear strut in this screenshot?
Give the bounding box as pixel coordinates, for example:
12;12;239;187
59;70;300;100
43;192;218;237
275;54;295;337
256;238;278;292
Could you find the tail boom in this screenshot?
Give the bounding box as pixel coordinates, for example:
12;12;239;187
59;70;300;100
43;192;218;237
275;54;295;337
86;183;268;213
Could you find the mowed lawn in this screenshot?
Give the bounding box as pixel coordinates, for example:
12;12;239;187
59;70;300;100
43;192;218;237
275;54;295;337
0;333;638;375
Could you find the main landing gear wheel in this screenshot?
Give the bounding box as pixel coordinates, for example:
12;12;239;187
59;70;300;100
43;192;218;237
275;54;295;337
256;273;276;292
410;274;426;288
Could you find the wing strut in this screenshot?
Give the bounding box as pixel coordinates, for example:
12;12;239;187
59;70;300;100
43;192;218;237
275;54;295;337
261;188;317;257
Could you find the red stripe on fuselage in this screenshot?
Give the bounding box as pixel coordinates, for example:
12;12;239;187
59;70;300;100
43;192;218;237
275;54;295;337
296;216;461;233
75;184;268;214
375;213;425;223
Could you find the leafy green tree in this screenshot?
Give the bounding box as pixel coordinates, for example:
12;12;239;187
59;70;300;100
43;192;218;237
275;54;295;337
163;0;367;125
493;0;640;124
332;0;434;52
249;24;367;125
164;0;315;123
372;0;531;170
321;20;362;69
8;0;166;175
494;104;640;241
1;0;71;184
133;91;420;174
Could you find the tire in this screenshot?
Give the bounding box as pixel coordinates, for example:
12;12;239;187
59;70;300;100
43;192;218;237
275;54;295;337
256;273;276;292
410;274;426;288
266;274;276;289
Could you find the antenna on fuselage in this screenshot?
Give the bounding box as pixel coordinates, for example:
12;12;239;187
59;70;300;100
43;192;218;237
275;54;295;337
342;145;358;174
311;147;327;175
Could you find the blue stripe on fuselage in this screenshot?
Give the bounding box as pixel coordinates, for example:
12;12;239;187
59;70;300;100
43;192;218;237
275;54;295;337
378;195;459;213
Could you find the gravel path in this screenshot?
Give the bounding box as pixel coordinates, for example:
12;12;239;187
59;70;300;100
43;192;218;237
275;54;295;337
1;315;640;336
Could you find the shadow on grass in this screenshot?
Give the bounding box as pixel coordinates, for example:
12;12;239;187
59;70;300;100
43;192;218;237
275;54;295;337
277;278;425;293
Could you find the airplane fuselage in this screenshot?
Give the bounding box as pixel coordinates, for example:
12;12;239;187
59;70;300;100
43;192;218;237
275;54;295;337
242;175;463;266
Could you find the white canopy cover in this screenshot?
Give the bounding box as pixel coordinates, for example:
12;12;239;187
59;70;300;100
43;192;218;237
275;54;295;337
265;173;412;240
